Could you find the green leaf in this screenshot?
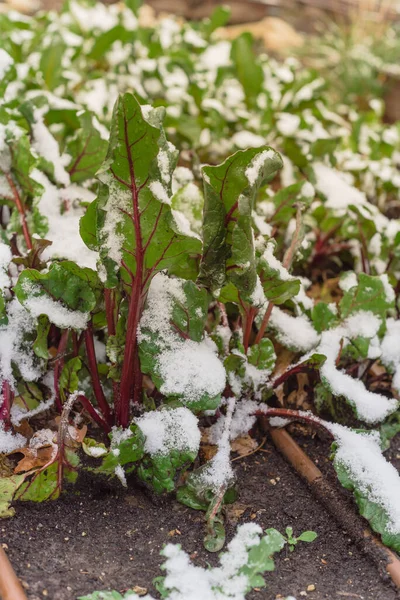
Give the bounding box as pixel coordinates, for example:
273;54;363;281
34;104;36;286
139;276;224;411
88;26;131;61
205;5;231;35
137;447;197;495
231;33;263;107
333;444;400;552
256;240;301;305
59;357;82;399
66;111;108;183
204;518;226;552
33;314;50;359
78;591;126;600
16;462;59;502
198;147;282;302
339;273;394;322
240;528;286;591
312;302;338;333
82;437;108;458
0;475;25;518
85;93;201;288
297;531;318;543
39;36;65;90
14;261;101;327
248;339;276;373
97;424;145;476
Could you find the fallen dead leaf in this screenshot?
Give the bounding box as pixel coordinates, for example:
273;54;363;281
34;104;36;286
231;435;258;456
132;586;147;596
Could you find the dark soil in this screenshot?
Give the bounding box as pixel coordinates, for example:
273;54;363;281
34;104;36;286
2;431;400;600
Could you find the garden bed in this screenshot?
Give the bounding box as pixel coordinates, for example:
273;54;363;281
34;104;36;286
3;431;400;600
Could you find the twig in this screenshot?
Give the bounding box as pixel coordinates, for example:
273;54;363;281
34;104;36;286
231;436;267;461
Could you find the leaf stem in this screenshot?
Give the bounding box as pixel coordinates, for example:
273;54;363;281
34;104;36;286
84;320;112;425
117;106;144;427
0;381;13;429
3;171;32;251
54;329;69;412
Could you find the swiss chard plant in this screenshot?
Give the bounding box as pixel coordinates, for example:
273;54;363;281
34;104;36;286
0;0;400;582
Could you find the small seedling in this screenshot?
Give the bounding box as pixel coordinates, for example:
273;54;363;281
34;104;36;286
284;527;318;552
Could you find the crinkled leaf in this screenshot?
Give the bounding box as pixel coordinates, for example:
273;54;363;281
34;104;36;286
199;147;282;302
59;357;82;399
248;338;276;372
97;424;145;475
334;459;400;552
240;528;286;591
137;447;197;495
82;93;201;288
0;474;25;518
312;302;338;333
15;261;101;320
339;273;394;322
139;278;223;411
33;314;50;359
66;111;108;183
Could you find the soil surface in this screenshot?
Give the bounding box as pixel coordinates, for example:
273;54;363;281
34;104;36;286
2;430;400;600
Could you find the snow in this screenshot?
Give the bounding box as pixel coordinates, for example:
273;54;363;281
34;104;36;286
97;173;130;266
379;274;395;304
313;163;366;212
114;463;127;487
136;407;200;456
138;273;226;405
381;318;400;392
249;275;266;307
317;314;398;423
157;338;226;402
0;422;26;454
31;169;98;269
329;423;400;535
269;307;320;352
201;397;235;492
0;49;14;79
245;150;275;186
32;108;71;187
0;299;42;394
339;271;358;292
0;243;11;291
149;180;170;204
171;209;201;241
276;113;300;137
23;294;90;330
231;131;265;149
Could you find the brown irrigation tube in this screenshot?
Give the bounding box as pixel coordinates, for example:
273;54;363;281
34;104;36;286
268;426;400;589
0;546;27;600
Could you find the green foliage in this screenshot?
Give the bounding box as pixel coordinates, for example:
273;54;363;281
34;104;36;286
199;148;282;301
284;526;317;552
333;458;400;552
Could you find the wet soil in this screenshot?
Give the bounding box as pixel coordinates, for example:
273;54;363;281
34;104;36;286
2;431;400;600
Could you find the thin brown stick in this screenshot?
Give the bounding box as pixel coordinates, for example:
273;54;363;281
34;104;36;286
0;546;28;600
268;427;400;589
231;436;267;461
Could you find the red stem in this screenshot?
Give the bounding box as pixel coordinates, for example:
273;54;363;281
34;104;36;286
76;394;111;433
116;108;145;427
243;306;257;353
4;172;32;250
257;407;334;438
54;330;69;412
84;321;112;425
0;381;13;429
254;301;274;345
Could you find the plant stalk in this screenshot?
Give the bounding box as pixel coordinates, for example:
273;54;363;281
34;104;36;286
84;321;112;425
